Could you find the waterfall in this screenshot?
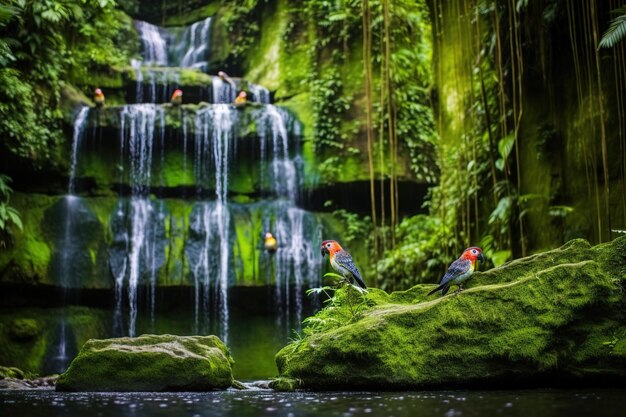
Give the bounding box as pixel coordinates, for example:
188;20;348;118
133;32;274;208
177;17;212;70
110;104;167;337
57;15;325;351
186;104;236;342
211;77;237;104
250;84;270;104
68;107;89;195
135;17;212;69
255;105;320;327
133;17;212;104
135;21;168;66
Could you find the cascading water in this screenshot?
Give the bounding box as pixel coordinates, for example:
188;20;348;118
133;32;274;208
63;15;323;362
110;104;167;337
68;107;90;195
176;17;212;70
43;107;90;373
133;17;212;103
211;77;237;104
250;84;270;104
185;105;236;342
255;105;321;329
135;21;168;65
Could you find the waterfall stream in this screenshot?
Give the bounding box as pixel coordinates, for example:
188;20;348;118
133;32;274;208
62;14;322;353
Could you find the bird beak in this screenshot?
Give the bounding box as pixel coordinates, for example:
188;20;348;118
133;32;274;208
321;247;328;257
478;253;485;262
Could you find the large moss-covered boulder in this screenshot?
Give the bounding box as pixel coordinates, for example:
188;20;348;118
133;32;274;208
275;237;626;390
56;334;234;392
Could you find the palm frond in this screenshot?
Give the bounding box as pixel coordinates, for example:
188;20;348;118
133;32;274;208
599;6;626;49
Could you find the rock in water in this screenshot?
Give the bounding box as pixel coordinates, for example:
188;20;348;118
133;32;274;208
56;334;234;392
275;237;626;390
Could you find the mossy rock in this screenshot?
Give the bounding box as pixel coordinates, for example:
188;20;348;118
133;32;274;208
8;319;41;341
268;377;303;392
56;334;234;392
275;237;626;389
0;366;26;380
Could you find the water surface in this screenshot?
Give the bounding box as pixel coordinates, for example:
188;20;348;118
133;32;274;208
1;389;624;417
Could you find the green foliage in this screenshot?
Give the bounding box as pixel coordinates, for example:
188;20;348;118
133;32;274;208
298;0;437;179
300;273;372;338
331;209;371;246
599;6;626;49
377;214;454;289
218;0;261;69
310;67;351;150
0;174;22;247
0;0;134;169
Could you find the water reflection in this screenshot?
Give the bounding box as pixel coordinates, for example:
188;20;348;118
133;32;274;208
1;389;623;417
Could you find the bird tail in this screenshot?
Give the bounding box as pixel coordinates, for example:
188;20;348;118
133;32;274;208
353;274;367;289
428;284;447;296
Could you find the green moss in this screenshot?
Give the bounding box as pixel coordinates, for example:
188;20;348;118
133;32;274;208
8;318;41;341
275;237;626;389
159;199;192;286
0;307;109;375
56;334;234;392
163;3;220;27
0;366;27;380
0;193;56;285
269;377;303;391
245;0;285;91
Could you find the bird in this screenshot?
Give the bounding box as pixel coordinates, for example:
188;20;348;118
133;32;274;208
234;91;247;106
170;89;183;106
93;88;105;108
264;232;277;254
428;246;485;296
321;240;366;289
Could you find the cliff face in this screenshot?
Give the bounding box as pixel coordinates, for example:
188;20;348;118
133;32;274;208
429;0;625;255
274;236;626;390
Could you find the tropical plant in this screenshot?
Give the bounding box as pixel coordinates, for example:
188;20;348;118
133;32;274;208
0;174;23;248
599;6;626;48
302;272;371;336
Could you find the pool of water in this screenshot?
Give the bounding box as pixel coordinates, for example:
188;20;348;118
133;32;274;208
1;389;624;417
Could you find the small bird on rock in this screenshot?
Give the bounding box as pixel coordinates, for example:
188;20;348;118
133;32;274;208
428;247;485;296
94;88;105;108
321;240;366;289
170;89;183;106
264;232;277;254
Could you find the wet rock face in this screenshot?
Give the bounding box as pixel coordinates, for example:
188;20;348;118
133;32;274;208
56;334;234;392
275;237;626;390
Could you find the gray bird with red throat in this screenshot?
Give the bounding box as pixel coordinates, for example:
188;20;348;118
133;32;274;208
428;247;485;296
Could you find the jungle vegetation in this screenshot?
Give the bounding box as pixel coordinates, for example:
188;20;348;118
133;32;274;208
1;0;625;292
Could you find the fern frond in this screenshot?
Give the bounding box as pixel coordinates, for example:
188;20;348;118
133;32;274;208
599;7;626;49
0;4;20;27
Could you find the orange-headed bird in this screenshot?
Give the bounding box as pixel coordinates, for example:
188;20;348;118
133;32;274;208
94;88;105;108
321;240;366;289
171;89;183;106
428;247;485;296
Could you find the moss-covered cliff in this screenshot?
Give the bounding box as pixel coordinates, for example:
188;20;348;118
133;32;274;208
274;236;626;389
